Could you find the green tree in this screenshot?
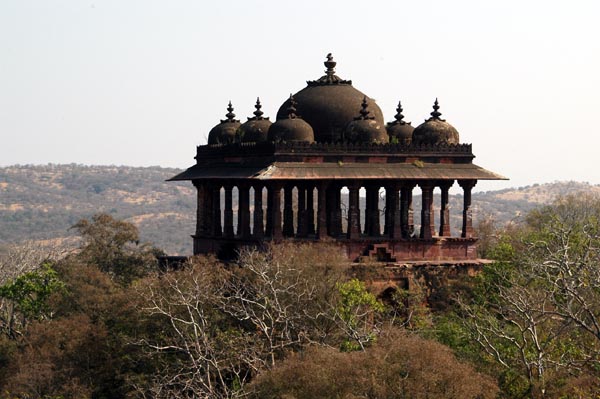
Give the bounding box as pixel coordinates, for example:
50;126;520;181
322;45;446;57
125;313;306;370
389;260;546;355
72;213;161;283
0;249;151;397
0;262;63;321
335;278;384;351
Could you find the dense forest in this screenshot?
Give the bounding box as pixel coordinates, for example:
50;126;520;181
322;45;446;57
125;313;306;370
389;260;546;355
1;193;600;397
2;164;600;256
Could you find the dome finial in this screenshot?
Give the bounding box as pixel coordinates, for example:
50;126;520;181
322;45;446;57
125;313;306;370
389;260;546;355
394;101;406;124
241;97;272;142
387;100;414;144
209;101;242;144
221;101;239;123
430;98;444;120
355;96;375;120
324;53;336;76
346;96;387;143
286;94;298;119
413;98;459;145
253;97;264;119
307;53;352;86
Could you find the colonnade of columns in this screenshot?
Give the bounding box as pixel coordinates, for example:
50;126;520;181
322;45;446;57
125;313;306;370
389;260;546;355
193;179;476;241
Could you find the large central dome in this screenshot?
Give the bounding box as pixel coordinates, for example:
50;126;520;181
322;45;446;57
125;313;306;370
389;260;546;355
276;54;384;143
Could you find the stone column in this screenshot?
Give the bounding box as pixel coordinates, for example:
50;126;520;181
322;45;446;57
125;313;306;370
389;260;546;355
270;183;283;240
306;185;315;235
238;183;251;239
347;182;361;239
253;184;264;238
211;183;222;237
325;186;333;235
439;181;453;237
400;184;415;238
316;182;328;239
204;182;214;236
383;186;392;236
223;184;234;238
283;184;295;237
459;180;477;238
328;184;342;237
388;183;402;239
419;183;435;240
193;181;206;236
366;184;380;237
297;185;307;238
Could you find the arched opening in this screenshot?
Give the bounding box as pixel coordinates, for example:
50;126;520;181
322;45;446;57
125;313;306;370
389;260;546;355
359;186;366;235
306;185;316;236
217;185;224;236
232;186;239;235
249;186;255;233
433;186;441;237
340;185;349;235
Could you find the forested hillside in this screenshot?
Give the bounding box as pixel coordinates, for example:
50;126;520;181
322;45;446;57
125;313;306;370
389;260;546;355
2;164;599;254
0;165;195;254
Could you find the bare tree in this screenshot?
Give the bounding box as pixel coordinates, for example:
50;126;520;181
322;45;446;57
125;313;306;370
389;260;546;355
0;240;68;285
133;243;348;397
458;194;600;397
457;272;570;398
135;256;260;399
221;244;346;365
523;200;600;350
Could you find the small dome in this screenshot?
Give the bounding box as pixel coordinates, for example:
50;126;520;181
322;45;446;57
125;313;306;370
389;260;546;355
412;99;460;145
207;101;242;145
276;54;384;143
268;95;314;143
240;98;272;143
386;101;414;145
345;97;389;144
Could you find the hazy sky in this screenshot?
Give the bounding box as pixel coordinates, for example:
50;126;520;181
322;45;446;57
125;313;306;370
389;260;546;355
1;0;599;192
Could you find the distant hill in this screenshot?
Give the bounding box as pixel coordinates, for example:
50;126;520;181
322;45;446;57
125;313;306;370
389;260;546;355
466;181;600;224
2;165;599;254
0;164;195;254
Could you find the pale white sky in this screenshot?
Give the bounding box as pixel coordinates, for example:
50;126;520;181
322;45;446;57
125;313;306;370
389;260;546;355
1;0;599;192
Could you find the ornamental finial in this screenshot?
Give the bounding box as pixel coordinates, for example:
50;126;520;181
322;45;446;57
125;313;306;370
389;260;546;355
307;53;352;86
253;97;264;119
220;101;239;123
226;101;236;121
286;94;298;119
360;96;370;119
324;53;336;76
394;101;406;124
430;98;442;120
355;96;375;120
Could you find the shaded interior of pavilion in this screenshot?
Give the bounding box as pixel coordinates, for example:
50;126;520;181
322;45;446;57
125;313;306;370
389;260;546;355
193;179;477;244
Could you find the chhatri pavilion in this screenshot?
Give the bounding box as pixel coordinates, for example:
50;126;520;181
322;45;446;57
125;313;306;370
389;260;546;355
170;54;506;268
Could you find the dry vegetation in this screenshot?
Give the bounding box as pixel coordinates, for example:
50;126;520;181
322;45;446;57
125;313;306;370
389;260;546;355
1;198;600;398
